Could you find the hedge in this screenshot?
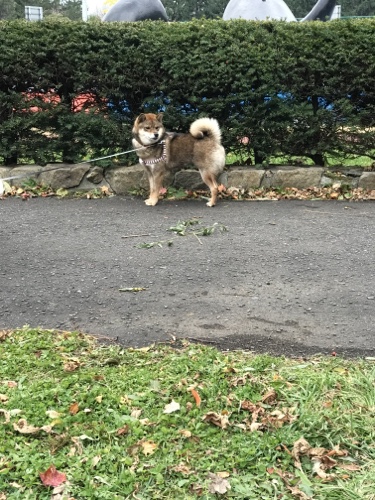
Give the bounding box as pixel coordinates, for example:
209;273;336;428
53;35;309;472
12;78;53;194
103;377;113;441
0;18;374;165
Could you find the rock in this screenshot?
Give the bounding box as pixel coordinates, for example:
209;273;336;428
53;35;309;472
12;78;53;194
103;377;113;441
0;167;11;179
321;175;333;187
3;165;43;186
358;172;375;191
261;167;324;189
105;164;149;194
39;164;90;190
174;170;207;190
86;166;104;184
227;168;264;189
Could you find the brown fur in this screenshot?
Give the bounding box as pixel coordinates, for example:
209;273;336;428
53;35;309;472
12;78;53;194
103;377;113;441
132;113;225;207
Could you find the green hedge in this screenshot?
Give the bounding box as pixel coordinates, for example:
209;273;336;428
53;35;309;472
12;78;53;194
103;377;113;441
0;18;374;165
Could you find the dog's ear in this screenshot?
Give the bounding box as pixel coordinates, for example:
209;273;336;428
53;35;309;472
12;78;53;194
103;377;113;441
137;113;146;123
156;113;164;122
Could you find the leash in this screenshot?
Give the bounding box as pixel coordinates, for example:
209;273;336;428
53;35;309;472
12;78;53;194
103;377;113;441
0;146;148;196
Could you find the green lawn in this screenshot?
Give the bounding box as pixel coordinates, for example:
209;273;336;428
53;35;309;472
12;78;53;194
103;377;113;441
0;328;374;499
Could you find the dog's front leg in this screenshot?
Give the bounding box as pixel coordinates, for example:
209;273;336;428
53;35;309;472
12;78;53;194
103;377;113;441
145;165;164;206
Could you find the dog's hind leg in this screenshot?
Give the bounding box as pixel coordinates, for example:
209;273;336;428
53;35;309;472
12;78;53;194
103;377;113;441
145;165;164;206
199;170;219;207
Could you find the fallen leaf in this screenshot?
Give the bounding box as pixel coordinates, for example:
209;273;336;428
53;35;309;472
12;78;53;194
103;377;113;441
179;429;192;438
338;463;361;472
39;465;67;487
240;400;258;412
292;437;311;468
95;395;103;403
190;389;201;408
141;440;157;456
163;400;180;414
92;455;101;468
63;361;81;372
116;425;130;436
0;394;8;403
13;418;39;434
202;411;230;429
207;472;231;494
130;408;142;419
5;381;17;388
172;463;194;475
261;389;277;404
69;402;79;415
311;457;331;479
46;410;61;419
216;471;230;478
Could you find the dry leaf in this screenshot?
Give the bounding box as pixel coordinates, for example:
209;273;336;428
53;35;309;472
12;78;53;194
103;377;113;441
13;418;40;434
130;408;142;419
261;389;278;404
172;463;194;475
95;395;103;403
202;411;230;429
163;400;180;414
338;463;361;472
312;457;331;479
190;389;201;407
240;400;258;412
141;440;157;456
63;361;81;372
46;410;61;419
179;429;192;438
39;465;67;487
0;395;8;403
216;471;230;478
69;402;79;415
292;437;311;468
0;409;10;424
0;330;11;341
249;421;263;432
5;381;17;388
91;456;101;468
207;472;231;494
116;425;130;436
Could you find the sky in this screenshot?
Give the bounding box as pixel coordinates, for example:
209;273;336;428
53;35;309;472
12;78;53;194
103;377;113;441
85;0;106;16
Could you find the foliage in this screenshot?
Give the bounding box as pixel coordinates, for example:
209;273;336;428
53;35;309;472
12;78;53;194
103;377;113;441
0;0;15;19
0;327;374;498
0;18;374;165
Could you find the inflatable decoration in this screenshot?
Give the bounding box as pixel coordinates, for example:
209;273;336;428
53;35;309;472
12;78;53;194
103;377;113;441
223;0;336;22
103;0;168;22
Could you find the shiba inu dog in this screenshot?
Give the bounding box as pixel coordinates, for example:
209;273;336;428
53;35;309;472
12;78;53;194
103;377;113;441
132;113;225;207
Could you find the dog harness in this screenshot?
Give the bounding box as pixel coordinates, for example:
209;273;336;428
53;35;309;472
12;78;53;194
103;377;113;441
139;141;167;166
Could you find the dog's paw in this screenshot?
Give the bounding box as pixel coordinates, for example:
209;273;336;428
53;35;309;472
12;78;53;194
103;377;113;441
206;200;215;207
145;198;158;206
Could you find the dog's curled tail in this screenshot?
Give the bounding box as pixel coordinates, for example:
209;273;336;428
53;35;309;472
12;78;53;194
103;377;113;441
189;117;222;144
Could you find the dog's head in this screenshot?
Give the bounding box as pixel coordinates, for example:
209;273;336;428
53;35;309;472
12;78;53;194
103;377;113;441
133;113;165;145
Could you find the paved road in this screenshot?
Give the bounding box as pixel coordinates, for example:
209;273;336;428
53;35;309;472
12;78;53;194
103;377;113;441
1;196;374;357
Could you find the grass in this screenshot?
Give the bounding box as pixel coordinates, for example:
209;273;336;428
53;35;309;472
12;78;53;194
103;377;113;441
0;328;374;499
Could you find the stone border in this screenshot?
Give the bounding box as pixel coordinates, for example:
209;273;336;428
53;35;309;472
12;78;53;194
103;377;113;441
1;163;375;193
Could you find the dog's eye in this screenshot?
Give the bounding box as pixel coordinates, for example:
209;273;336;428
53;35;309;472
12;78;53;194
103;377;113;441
144;127;151;130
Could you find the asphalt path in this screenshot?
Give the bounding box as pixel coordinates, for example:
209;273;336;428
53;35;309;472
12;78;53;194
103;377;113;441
1;196;374;358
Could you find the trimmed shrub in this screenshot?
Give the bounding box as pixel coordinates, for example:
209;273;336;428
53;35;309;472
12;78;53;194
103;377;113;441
0;18;374;165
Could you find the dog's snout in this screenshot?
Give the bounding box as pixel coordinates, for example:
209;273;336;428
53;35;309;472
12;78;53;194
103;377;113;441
153;133;159;138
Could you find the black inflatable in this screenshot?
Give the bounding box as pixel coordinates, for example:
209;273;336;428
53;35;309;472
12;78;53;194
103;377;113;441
103;0;168;22
223;0;336;22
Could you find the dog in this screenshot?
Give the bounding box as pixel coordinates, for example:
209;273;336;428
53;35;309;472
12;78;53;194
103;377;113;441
132;113;225;207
